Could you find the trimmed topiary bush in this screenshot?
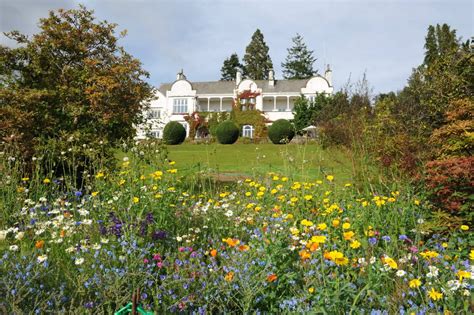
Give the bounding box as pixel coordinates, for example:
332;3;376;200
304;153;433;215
163;121;186;145
216;120;239;144
268;119;295;144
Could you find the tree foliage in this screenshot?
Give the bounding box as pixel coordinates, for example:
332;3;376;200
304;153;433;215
0;6;154;164
243;29;273;80
220;53;244;81
281;33;316;79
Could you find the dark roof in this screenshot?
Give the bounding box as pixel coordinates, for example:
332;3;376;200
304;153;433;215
157;75;329;95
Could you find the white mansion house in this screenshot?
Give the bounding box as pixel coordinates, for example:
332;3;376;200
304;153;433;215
136;67;333;139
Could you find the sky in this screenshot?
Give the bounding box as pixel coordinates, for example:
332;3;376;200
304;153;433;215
1;0;472;94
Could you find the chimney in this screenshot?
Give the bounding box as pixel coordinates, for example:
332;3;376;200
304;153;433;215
268;69;274;87
236;70;242;86
324;65;332;87
176;69;186;81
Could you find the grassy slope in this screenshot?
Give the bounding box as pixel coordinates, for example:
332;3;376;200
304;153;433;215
166;143;354;181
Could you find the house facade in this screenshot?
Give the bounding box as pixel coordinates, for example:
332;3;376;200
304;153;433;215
136;67;333;139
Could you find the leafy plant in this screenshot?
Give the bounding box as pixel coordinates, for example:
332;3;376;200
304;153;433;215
163;122;186;145
216;121;239;144
268;119;295;144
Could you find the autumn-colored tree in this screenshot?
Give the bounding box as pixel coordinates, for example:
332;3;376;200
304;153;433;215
0;6;154;168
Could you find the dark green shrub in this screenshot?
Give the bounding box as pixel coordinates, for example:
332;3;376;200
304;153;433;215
216;121;239;144
268;119;295;144
163;121;186;145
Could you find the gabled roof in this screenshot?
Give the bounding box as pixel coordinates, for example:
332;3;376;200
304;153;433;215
157;75;329;95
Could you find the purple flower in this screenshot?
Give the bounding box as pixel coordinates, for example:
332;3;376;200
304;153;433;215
369;237;377;245
382;236;391;242
74;191;82;197
152;230;167;240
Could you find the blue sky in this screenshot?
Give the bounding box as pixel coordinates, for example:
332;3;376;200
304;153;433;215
1;0;472;94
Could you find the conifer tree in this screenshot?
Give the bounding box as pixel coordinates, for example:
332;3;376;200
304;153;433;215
243;29;273;80
282;33;317;79
423;24;459;66
220;53;243;81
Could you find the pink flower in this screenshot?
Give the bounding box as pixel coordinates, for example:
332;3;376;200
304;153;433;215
409;246;418;253
143;258;149;264
178;247;185;252
153;254;162;261
156;262;163;268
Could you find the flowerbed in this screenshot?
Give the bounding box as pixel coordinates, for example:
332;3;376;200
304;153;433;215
1;155;472;313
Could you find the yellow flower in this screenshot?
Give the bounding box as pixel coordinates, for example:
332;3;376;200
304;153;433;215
225;271;234;282
350;240;361;249
361;201;368;207
272;175;279;181
326;175;334;181
308;287;315;293
383;256;398;269
342;222;351;230
290;197;298;203
456;270;471;281
167;169;177;174
222;238;240;247
304;195;313;201
119;179;126;186
95;172;104;179
169;161;176;165
470;249;474;260
133;197;140;203
428;288;443;301
91;191;99;197
343;231;355;240
414;199;420;205
22;177;29;181
460;225;469;231
332;219;340;227
43;178;51;184
245;192;252;197
281;177;288;182
409;278;421;288
301;219;313;227
344;183;352;187
311;235;326;244
270;189;278;194
420;251;439;260
257;191;265;197
317;223;327;231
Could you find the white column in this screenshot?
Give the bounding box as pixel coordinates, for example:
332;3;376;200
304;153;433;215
207;97;210;112
286;96;290;111
220;97;223;112
273;96;277;111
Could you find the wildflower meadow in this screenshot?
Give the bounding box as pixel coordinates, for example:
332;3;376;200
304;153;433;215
0;140;472;314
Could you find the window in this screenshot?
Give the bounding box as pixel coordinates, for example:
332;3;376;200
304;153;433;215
308;96;316;103
242;125;254;139
150;130;161;138
173;98;188;114
148;109;161;119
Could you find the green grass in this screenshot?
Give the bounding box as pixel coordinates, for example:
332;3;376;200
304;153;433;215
166;142;354;181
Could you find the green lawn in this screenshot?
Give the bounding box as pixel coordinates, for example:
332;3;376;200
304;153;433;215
166;143;354;181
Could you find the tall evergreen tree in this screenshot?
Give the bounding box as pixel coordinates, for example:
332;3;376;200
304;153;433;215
220;53;243;81
282;34;317;79
243;29;273;80
423;23;459;66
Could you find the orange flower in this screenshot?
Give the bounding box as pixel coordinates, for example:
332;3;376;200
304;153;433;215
210;249;217;257
299;250;311;260
307;242;319;252
238;244;250;252
222;238;240;247
35;240;45;249
267;274;277;282
225;271;234;282
60;230;66;238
